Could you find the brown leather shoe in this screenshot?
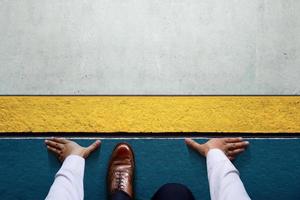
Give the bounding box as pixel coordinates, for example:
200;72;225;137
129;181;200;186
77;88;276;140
107;143;135;199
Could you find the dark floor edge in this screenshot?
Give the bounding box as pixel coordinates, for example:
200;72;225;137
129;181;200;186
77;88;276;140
1;132;300;138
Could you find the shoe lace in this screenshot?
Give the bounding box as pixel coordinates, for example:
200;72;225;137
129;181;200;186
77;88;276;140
115;170;129;190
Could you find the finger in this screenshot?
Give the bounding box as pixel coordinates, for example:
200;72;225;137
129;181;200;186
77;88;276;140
227;148;245;156
228;141;249;150
58;155;64;162
228;156;235;161
185;138;202;152
47;145;61;155
85;140;101;155
224;137;243;143
45;140;64;149
51;137;69;144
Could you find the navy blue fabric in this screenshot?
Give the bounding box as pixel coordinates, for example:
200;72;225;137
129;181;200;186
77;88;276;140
110;183;195;200
111;190;132;200
151;183;196;200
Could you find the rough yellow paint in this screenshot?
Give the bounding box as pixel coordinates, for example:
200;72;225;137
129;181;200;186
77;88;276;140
0;96;299;133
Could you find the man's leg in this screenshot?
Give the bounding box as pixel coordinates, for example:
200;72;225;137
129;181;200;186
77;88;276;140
111;191;132;200
151;183;195;200
185;138;251;200
44;138;101;200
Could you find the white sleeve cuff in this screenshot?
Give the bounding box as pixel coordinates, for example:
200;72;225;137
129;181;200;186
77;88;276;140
207;149;238;172
56;155;85;178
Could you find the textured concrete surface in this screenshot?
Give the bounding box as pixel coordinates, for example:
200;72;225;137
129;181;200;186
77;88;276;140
0;96;299;133
0;0;299;95
0;138;299;200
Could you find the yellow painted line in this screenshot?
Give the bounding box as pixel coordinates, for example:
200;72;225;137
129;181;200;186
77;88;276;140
0;96;299;133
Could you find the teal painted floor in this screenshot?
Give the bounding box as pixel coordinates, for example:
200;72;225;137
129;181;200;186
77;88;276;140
0;138;300;200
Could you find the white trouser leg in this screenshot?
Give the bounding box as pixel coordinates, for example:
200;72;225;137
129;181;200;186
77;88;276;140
207;149;251;200
45;155;85;200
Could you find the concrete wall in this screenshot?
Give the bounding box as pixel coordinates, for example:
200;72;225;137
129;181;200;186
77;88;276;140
0;0;299;94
